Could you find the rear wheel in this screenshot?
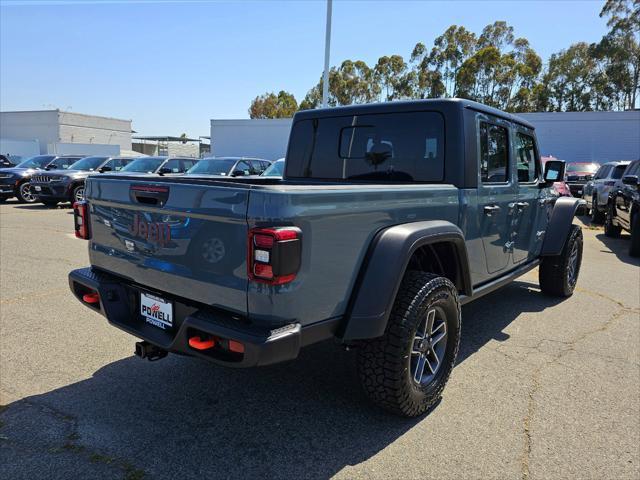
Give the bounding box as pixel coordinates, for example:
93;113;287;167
630;213;640;257
539;224;583;297
591;195;604;223
357;272;461;417
16;182;37;203
604;203;621;238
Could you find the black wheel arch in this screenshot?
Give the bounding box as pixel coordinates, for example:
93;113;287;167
541;197;586;257
339;220;472;341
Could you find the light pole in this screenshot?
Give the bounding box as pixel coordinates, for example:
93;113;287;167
322;0;332;108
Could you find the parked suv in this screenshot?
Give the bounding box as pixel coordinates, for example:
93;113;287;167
117;156;198;176
605;159;640;256
69;99;584;417
185;157;271;177
0;155;84;203
565;162;600;198
583;161;630;223
31;156;136;206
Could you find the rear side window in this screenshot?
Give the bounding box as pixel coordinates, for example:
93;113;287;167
480;122;509;183
515;132;538;183
611;165;627;180
286;111;445;182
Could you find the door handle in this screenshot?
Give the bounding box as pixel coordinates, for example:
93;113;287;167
516;201;529;209
484;205;501;216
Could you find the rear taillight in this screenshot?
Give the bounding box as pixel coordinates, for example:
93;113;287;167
73;200;91;240
248;227;301;285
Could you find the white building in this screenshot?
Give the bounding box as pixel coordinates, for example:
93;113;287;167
209;110;640;164
0;109;132;157
519;111;640;162
210;119;292;160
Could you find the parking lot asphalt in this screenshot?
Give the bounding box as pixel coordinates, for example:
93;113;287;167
0;200;638;480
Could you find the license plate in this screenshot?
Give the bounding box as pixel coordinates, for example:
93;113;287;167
140;292;173;329
34;186;41;191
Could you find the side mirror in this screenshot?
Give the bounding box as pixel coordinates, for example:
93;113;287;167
98;166;112;173
622;175;639;187
158;167;172;175
543;160;565;186
231;169;245;177
45;164;56;170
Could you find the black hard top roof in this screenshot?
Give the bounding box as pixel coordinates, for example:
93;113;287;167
293;98;535;130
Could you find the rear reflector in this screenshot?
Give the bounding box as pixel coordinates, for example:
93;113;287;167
228;340;245;353
248;227;301;285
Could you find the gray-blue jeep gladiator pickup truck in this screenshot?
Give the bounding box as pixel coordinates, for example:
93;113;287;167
69;99;584;417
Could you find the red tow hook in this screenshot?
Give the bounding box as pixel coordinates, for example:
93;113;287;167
82;292;100;304
188;336;215;350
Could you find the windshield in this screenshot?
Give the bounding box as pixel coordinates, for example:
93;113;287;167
567;163;600;173
120;157;166;173
262;160;284;177
186;158;236;175
68;156;109;171
16;155;56;169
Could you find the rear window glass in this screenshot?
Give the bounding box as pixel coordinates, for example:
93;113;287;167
286;111;445;182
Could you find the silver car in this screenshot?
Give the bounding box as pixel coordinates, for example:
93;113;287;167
583;160;630;223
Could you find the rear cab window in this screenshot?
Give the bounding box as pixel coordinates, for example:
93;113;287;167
286;111;445;183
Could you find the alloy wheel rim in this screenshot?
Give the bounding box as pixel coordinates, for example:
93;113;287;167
21;183;36;202
410;307;448;385
74;187;84;202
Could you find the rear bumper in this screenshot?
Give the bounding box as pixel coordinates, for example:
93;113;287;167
69;267;338;367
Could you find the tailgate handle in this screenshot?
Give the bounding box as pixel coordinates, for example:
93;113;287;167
130;185;169;207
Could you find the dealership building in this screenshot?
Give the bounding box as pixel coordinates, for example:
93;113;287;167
0;109;133;159
209;110;640;163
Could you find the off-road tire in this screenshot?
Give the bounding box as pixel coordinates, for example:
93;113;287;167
604;203;621;238
539;224;583;297
591;195;604;223
630;213;640;257
356;272;461;417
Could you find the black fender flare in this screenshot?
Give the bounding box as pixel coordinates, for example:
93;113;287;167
540;196;586;256
339;220;472;341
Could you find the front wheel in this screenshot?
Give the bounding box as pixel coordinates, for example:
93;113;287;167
357;272;461;417
16;182;37;203
539;224;583;297
72;185;85;203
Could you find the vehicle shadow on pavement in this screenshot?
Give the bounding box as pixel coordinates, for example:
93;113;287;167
594;232;639;267
1;281;564;480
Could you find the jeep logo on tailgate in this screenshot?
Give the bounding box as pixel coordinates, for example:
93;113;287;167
129;214;171;246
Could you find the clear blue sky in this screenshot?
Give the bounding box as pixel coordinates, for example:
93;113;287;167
1;0;608;137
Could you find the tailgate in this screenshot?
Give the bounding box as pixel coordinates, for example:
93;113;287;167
85;176;249;316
